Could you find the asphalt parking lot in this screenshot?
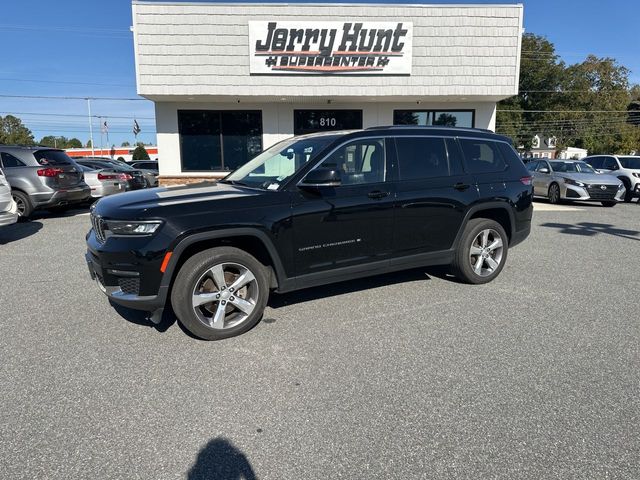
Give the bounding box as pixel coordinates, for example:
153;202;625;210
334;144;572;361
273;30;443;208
1;202;639;479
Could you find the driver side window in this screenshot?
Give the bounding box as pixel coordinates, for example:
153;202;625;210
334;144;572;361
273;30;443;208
318;138;386;185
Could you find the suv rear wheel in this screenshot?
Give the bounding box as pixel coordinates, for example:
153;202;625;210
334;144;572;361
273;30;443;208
171;247;269;340
12;190;33;218
451;218;508;284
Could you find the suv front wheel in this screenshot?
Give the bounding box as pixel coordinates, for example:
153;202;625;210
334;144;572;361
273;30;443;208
451;218;508;284
171;247;269;340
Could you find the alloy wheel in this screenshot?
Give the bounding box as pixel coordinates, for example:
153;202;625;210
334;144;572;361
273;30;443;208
469;229;504;277
12;194;26;216
549;184;560;204
191;262;259;330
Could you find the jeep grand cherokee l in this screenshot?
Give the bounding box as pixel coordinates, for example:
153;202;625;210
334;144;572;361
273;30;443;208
86;126;533;340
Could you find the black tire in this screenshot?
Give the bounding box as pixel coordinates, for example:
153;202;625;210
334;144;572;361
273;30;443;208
451;218;508;285
620;178;633;202
601;201;616;207
548;183;561;204
12;190;33;219
171;247;269;340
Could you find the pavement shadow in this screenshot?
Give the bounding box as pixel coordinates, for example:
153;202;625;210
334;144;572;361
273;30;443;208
109;300;176;333
269;266;437;308
0;220;43;245
187;437;257;480
541;221;640;241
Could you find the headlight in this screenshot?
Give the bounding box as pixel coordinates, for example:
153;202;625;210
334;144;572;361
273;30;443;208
632;172;640;178
563;178;585;187
105;220;162;236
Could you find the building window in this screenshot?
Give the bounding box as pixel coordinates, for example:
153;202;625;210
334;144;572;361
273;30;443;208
393;110;475;128
294;110;363;136
178;110;263;172
548;136;557;148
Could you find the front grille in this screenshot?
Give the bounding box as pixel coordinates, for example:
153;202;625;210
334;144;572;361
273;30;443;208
91;213;106;243
118;277;140;295
586;184;617;200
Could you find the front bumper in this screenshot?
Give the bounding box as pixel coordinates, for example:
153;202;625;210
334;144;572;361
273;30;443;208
562;183;624;202
85;250;167;312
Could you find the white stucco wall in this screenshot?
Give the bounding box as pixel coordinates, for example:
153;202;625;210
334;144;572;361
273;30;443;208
155;101;497;176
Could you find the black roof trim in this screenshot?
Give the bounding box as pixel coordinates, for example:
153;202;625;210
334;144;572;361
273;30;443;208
365;125;494;134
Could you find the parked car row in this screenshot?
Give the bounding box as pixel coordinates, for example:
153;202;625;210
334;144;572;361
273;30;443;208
526;157;640;207
0;145;159;220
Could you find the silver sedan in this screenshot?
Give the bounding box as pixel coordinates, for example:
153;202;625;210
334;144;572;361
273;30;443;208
80;166;128;198
528;159;625;207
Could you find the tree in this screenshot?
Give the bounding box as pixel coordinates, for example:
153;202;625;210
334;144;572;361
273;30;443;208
497;34;640;155
0;115;35;145
86;140;92;148
67;138;82;148
121;141;131;147
497;34;566;148
132;144;150;160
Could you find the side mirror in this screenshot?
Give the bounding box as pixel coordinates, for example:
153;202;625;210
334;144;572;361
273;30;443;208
538;167;550;174
299;168;342;188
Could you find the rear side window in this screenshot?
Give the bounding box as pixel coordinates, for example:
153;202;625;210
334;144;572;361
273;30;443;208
395;137;450;180
585;157;602;169
1;152;27;167
602;157;618;170
459;139;507;174
33;150;73;166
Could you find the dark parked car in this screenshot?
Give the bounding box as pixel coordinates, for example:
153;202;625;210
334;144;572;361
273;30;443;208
0;146;90;218
86;126;533;340
75;158;147;191
129;160;158;173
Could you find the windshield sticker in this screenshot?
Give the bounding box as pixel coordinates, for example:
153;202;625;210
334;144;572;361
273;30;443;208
267;183;280;190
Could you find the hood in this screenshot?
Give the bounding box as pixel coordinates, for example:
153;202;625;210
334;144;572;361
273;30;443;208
559;172;621;185
93;181;266;219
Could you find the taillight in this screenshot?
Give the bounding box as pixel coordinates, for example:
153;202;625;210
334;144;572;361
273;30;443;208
97;172;118;180
120;173;133;181
520;176;533;186
37;167;64;177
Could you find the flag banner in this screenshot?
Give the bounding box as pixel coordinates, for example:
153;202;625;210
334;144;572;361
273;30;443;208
133;119;141;135
101;121;108;134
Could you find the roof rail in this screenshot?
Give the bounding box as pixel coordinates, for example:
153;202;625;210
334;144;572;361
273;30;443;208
365;125;494;133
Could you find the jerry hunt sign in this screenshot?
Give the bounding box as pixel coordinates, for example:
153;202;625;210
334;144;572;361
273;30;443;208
249;21;413;74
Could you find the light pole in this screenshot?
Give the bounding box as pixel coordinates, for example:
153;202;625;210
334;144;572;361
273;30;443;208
86;98;95;157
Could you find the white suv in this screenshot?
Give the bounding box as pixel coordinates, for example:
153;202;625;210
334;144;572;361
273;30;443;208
0;168;19;227
583;155;640;202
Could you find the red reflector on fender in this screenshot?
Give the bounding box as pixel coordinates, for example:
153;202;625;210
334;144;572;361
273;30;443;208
160;252;172;273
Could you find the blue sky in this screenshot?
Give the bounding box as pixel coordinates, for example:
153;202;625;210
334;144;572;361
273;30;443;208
0;0;638;147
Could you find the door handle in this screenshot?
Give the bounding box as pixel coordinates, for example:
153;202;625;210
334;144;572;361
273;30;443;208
453;183;471;191
368;190;390;199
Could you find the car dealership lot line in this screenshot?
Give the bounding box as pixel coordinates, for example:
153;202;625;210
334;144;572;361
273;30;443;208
1;204;639;479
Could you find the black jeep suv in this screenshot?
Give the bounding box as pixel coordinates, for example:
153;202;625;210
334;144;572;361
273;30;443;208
86;126;533;340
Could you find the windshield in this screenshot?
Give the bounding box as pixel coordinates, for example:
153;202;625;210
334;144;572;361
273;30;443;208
223;135;340;189
549;161;595;174
619;157;640;169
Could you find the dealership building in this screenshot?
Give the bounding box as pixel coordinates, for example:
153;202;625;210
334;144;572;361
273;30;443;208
131;1;523;183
